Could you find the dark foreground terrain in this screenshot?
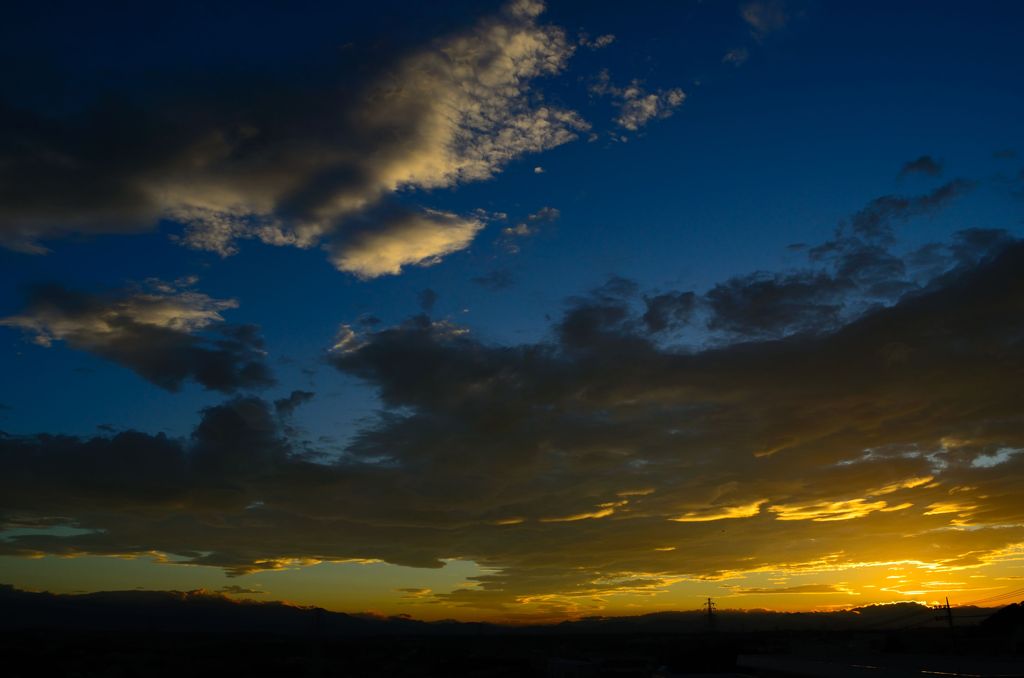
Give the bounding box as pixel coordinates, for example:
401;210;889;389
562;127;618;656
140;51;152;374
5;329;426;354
2;586;1022;677
2;626;1022;677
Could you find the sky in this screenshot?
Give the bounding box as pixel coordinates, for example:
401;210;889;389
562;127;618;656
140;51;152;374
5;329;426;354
1;0;1024;622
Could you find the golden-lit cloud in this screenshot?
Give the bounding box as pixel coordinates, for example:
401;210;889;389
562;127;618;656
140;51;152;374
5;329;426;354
869;476;934;495
671;500;767;522
329;209;484;278
769;499;906;522
732;584;852;595
923;502;978;516
541;501;625;523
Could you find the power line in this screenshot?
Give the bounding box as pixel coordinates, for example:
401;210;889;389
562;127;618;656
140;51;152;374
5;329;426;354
957;587;1024;607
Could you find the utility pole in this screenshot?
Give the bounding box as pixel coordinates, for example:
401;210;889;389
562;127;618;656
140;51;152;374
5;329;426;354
932;596;956;650
934;597;954;630
704;597;716;631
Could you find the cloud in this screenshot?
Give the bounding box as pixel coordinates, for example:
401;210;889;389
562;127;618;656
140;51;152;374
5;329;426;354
579;33;615;50
733;584;845;595
328;208;485;278
219;585;265;595
274;390;315;418
844;179;972;241
741;0;790;37
722;47;750;66
705;270;844;336
769;499;898;522
614;87;686;132
418;289;439;314
529;207;561;223
591;70;685;132
500;206;560;252
698;181;981;340
397;587;433;599
671;500;767;522
0;1;587;276
0;280;273;392
727;0;792;69
472;269;517;291
2;238;1023;611
900;155;943;178
642;291;697;333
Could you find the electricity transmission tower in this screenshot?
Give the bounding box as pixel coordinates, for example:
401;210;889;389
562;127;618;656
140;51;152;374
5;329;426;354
704;597;716;630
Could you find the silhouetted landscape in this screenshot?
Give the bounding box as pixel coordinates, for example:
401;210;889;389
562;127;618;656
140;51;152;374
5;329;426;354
3;585;1022;676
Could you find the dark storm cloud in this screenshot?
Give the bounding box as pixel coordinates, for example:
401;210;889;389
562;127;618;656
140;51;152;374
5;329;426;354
0;281;273;393
899;155;943;177
2;239;1023;608
0;1;588;276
